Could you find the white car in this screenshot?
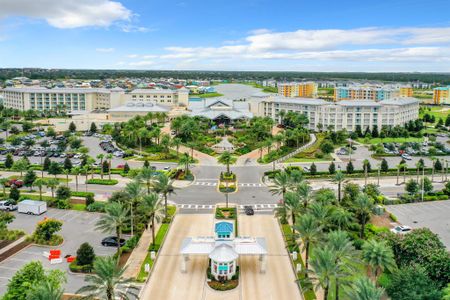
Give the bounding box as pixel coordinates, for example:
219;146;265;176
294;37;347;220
401;153;412;160
390;225;412;234
0;200;18;211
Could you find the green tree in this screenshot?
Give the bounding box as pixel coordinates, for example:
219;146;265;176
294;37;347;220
405;179;419;195
12;158;29;177
76;242;96;267
33;218;63;241
362;239;396;283
309;246;339;300
328;162;336;174
45;178;59;198
218;151;233;175
3;261;65;300
138;167;155;194
56;185;71;200
346;161;354;174
4;153;14;169
178;152;192;175
385;265;442;300
23;169;37;191
310;163;317;175
330;207;354;230
33;178;47;201
90;122;97;133
354;194;374;239
293;214;322;272
69;121;76;132
42;157;51;171
9;185;20;201
141;192;165;243
269;170;291;201
320;141;334;154
97;154;105;179
380;158;389;173
0;177;9;197
96;202;129;256
124;180;143;236
346;277;384;300
123;163;130;174
333;171;345;203
27;279;65;300
0;210;14;232
63;157;72;170
152;173;175;218
76;256;137;300
48;162;62;178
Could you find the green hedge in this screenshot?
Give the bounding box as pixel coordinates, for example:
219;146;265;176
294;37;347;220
71;191;95;198
86;179;118;185
69;259;93;273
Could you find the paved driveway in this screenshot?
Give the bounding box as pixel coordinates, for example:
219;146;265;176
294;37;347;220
387;201;450;249
0;208;117;294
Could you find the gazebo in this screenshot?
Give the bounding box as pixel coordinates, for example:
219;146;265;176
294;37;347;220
209;243;239;280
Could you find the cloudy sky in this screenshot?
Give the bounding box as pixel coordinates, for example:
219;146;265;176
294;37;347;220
1;0;450;71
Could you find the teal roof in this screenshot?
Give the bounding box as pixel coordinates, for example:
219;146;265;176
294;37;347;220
215;222;233;233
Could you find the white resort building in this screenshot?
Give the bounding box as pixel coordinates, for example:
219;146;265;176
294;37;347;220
188;98;253;124
251;95;419;132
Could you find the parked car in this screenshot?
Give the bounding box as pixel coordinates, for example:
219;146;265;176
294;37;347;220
163;166;171;171
401;153;412;160
244;205;254;216
390;225;412;234
101;236;126;247
0;200;18;211
5;179;23;188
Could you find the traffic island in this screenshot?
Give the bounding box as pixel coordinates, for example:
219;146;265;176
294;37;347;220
218;172;237;193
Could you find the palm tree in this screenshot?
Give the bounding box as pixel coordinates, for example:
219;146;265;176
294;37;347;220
138;167;155;194
172;137;182;157
71;166;81;192
293;214;322;272
178;152;191;175
96;202;130;256
62;169;70;187
97;154;105;179
269;170;291;200
152;173;175;218
106;153;113;180
327;231;358;300
0;178;9;198
218;151;233;175
354;194;374;239
141;193;165;243
346;277;384;300
284;192;302;236
86;156;96;180
27;279;64;300
45;178;59;198
296;181;313;209
82;165;89;192
309;247;339;300
333;171;345;204
124;180;143;236
76;256;137;300
362;239;396;283
33;178;47;201
330;207;354;230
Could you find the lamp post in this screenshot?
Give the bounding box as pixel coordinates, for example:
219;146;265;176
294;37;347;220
377;164;381;186
421;165;425;202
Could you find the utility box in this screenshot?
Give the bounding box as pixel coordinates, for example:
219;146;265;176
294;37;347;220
18;200;47;215
374;205;385;216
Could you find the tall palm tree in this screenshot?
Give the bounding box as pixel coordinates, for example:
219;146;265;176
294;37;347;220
333;171;345;203
71;166;81;192
124;180;143;236
309;203;332;229
269;170;291;201
33;178;47;201
346;277;384;300
353;194;374;239
218;151;233;175
330;207;354;230
284;192;302;236
45;178;59;198
327;231;358;300
86;156;96;180
309;247;339;300
76;256;137;300
361;239;396;283
106;153;113;180
96;202;130;256
178;152;192;175
152;173;175;218
62;169;70;187
141;193;165;243
97;154;105;179
82;165;89;192
0;178;9;198
27;279;64;300
172;137;182;157
138;167;155;194
296;181;313;209
293;214;322;272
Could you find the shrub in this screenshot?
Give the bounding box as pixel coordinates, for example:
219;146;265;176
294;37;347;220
121;235;140;253
389;213;398;222
86;179;118;185
76;242;95;266
32;218;62;243
71;191;95;198
86;201;106;212
85;194;95;206
56;185;71;200
69;259;94;273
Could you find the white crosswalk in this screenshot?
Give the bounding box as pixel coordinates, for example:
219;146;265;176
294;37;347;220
177;203;278;210
193;182;265;188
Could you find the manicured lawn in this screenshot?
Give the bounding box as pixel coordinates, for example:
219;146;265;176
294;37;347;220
420;106;450;122
196;92;224;98
136;253;154;282
285;156;332;163
71;203;86;211
86;179;118;185
357;137;424;144
7;176;71;183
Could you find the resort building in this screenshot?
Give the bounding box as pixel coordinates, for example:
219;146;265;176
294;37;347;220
334;85;413;101
433;86;450;105
188;98;253;124
253;96;419;132
129;88;189;107
107;101;169;122
278;82;318;98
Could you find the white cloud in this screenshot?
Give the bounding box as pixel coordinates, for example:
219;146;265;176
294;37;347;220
129;60;155;66
120;24;153;33
127;54;139;58
0;0;131;28
96;48;115;53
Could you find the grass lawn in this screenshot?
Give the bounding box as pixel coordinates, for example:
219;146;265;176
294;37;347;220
285;156;332;163
357;137;424;144
291;133;329;161
420;106;450;122
196;92;224;98
7;176;71;182
136;253;154;282
71;203;86;211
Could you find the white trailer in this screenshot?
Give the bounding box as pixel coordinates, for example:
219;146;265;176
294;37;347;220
18;200;47;215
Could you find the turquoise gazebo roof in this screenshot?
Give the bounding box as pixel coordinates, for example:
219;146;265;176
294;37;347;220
215;222;233;233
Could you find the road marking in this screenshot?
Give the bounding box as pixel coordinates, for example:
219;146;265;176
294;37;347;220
0;266;19;271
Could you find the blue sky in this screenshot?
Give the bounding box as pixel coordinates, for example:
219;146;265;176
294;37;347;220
1;0;450;71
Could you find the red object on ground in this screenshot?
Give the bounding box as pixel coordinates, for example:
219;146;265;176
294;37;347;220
66;256;76;263
49;254;60;260
50;249;61;256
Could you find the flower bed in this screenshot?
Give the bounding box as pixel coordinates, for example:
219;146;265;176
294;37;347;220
206;265;239;291
215;207;236;219
27;234;63;246
219;183;236;193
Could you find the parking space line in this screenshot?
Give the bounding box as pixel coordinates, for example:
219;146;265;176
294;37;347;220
0;266;19;271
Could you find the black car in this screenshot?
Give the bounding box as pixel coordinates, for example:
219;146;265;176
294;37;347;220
101;236;126;247
244;206;254;216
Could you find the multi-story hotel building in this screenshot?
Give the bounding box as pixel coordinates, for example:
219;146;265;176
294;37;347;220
0;87;189;111
432;86;450;105
277;82;318;98
334;85;413;101
252;95;419;132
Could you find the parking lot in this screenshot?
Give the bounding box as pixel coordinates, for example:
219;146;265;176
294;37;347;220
0;208;118;294
387;200;450;249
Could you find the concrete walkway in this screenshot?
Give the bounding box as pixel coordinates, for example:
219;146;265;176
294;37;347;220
0;236;27;256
